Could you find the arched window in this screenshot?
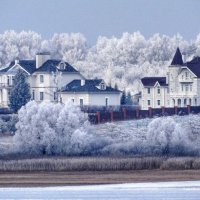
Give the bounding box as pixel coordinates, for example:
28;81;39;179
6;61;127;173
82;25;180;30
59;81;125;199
178;99;181;107
195;98;197;106
184;99;187;107
189;98;192;106
59;62;65;70
172;99;175;107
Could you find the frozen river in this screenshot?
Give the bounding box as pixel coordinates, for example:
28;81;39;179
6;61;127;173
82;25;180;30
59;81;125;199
1;181;200;200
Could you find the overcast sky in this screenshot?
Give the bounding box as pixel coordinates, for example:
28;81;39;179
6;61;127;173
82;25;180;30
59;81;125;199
0;0;199;44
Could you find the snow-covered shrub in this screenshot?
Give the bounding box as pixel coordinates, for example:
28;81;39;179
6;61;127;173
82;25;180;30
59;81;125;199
14;101;91;156
0;114;18;135
144;116;200;156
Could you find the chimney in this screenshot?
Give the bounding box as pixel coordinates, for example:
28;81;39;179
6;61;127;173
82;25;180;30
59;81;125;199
15;58;19;65
36;52;50;68
81;80;85;86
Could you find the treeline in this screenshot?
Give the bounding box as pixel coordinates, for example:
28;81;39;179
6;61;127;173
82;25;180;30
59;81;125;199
1;30;200;92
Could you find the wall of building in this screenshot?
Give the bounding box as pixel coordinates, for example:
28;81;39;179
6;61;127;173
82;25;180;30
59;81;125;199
88;93;121;106
60;92;121;106
60;92;89;105
140;86;169;110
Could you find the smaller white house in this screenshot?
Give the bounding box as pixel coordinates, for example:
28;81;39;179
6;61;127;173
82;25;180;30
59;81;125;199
60;79;121;106
140;77;168;110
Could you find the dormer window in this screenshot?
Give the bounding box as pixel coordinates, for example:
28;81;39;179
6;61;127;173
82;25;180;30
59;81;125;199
100;83;106;90
59;62;65;70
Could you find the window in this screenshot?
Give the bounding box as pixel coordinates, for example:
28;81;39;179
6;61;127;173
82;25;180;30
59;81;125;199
147;100;151;106
54;92;57;101
100;83;106;90
185;72;188;79
189;98;192;106
157;100;160;106
105;97;109;106
60;63;65;70
185;84;188;92
11;76;14;85
184;99;187;107
178;99;181;107
40;92;44;101
32;90;35;100
195;98;197;106
40;75;44;83
181;85;184;91
182;74;184;79
7;76;10;86
80;98;83;106
190;84;192;91
71;98;75;103
157;87;160;94
147;88;150;94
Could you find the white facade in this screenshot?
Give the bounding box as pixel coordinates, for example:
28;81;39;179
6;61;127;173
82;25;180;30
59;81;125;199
140;49;200;110
140;83;169;110
61;92;121;106
0;53;121;108
0;54;84;107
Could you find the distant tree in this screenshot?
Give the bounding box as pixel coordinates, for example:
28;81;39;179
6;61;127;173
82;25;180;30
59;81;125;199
9;70;31;112
114;83;118;90
126;91;133;105
120;90;126;105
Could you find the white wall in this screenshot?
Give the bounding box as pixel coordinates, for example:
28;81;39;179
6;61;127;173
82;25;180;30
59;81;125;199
140;85;169;110
89;93;121;106
60;92;121;106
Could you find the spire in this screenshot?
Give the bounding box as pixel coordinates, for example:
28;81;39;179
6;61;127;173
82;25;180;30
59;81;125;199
171;47;183;66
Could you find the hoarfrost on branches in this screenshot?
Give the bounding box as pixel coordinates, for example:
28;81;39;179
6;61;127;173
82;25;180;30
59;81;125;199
1;30;200;93
14;101;91;155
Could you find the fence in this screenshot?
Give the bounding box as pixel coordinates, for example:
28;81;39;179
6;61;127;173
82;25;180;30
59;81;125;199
88;105;200;124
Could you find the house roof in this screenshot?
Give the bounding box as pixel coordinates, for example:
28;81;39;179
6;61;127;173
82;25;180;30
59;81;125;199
0;60;36;74
141;77;168;87
61;79;121;93
171;47;183;66
34;60;78;73
0;59;78;74
185;56;200;78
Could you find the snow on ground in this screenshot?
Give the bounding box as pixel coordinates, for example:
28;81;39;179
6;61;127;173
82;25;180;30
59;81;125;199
1;181;200;199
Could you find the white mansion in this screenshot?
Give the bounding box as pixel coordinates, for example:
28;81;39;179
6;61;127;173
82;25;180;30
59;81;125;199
0;53;121;107
140;48;200;110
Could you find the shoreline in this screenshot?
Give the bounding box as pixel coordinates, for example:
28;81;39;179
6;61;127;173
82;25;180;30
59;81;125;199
0;169;200;187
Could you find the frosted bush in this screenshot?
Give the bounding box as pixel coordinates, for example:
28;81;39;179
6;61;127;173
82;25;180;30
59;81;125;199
14;101;91;155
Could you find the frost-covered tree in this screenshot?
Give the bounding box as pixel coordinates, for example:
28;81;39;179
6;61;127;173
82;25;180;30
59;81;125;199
0;30;199;93
14;101;91;155
9;70;31;112
120;90;126;105
126;91;133;105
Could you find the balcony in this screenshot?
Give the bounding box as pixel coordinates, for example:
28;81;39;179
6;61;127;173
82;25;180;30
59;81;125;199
178;77;193;83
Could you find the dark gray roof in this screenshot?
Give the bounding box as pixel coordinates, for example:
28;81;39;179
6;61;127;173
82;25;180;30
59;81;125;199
0;59;78;74
36;52;50;55
61;79;121;93
141;77;168;87
34;60;78;73
171;47;183;66
185;56;200;77
0;60;36;74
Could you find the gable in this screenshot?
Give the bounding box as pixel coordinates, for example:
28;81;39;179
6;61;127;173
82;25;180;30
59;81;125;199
7;64;30;75
179;67;197;79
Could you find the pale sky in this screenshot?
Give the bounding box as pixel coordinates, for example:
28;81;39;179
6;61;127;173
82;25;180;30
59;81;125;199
0;0;199;44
